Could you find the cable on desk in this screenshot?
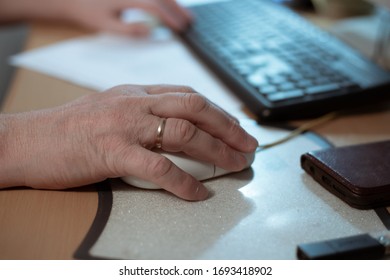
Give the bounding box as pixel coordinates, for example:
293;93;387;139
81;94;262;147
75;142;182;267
256;111;338;152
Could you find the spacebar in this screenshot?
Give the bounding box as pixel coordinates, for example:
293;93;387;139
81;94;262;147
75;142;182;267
305;84;340;95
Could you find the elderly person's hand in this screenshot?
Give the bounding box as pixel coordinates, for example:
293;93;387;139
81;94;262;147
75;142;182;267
0;85;258;201
0;0;192;35
67;0;192;35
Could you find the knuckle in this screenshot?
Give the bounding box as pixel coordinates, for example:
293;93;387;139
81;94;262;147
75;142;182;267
227;118;242;136
146;156;174;180
109;84;136;93
153;84;170;92
217;144;231;160
181;93;209;114
174;119;197;145
177;85;196;93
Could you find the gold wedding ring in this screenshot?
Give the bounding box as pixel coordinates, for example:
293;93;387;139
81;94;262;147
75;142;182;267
155;118;167;149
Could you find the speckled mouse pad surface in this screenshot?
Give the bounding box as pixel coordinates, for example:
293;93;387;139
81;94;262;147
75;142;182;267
75;121;389;259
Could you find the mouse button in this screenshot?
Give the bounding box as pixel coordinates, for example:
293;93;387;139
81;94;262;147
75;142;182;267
121;9;160;28
174;158;214;181
121;176;161;189
160;152;215;180
213;152;255;177
214;166;231;177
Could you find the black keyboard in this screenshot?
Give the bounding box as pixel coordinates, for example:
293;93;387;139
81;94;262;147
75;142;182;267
181;0;390;120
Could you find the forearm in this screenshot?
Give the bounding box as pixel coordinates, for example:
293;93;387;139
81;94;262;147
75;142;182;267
0;0;76;23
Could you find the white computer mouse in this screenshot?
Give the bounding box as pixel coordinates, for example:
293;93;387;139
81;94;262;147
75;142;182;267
121;9;160;28
121;151;255;189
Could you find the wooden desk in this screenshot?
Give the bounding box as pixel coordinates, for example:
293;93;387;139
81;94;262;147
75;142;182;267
0;23;99;260
1;20;389;260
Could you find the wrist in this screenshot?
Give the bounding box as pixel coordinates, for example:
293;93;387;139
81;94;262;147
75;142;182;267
0;114;26;188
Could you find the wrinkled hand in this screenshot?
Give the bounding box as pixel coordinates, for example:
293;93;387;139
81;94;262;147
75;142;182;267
0;0;191;35
0;85;258;201
67;0;192;35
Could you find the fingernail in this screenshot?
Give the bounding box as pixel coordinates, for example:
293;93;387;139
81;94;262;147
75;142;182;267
195;183;209;200
248;135;259;150
241;131;258;152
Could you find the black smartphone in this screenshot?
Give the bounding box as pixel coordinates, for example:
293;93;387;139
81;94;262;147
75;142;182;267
301;140;390;209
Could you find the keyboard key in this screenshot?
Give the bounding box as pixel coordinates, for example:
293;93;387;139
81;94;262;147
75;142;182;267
235;65;253;76
339;81;357;88
305;84;340;95
267;89;304;102
269;75;289;85
183;0;390;119
278;82;296;91
247;72;268;87
260;85;278;94
287;73;304;82
312;77;333;85
297;80;315;88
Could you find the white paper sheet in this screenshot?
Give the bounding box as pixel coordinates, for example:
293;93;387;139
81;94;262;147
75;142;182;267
11;30;248;118
10;0;246;118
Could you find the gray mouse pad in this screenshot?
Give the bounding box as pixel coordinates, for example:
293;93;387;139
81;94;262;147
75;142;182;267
75;121;389;259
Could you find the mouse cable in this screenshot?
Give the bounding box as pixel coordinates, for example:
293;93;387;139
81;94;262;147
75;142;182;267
256;111;338;152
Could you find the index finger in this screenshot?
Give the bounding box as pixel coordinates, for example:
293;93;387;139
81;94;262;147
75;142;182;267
149;92;259;153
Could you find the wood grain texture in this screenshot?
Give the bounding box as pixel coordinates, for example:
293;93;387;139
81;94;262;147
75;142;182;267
0;22;99;259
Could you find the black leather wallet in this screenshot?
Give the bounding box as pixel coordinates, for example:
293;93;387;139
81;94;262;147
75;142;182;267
301;140;390;209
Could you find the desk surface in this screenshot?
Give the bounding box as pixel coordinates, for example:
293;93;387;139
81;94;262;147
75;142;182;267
0;23;98;260
1;21;390;260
